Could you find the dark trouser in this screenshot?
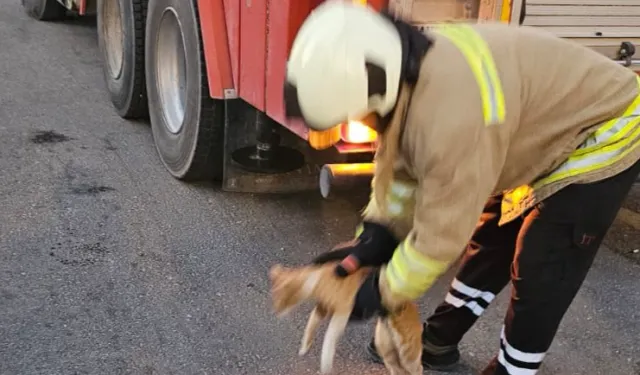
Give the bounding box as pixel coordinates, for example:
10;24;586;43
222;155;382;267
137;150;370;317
426;160;640;375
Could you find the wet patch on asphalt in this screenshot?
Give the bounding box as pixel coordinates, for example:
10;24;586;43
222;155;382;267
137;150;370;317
49;241;111;267
103;138;118;151
62;161;117;196
70;184;116;195
43;161;120;268
0;289;18;301
30;130;73;144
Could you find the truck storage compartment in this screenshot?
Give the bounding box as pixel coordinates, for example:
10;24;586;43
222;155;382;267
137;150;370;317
388;0;514;26
389;0;479;23
522;0;640;69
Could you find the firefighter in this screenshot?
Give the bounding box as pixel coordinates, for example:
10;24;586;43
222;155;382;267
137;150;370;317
283;1;640;374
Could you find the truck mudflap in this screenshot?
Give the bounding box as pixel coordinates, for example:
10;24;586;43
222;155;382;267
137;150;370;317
221;100;317;194
521;0;640;71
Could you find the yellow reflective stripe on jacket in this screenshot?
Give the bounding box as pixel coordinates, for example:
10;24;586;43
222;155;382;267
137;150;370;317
434;24;506;126
572;75;640;157
385;239;450;299
354;223;364;238
533;77;640;188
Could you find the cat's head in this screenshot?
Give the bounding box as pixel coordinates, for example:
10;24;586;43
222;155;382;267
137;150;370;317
268;264;319;317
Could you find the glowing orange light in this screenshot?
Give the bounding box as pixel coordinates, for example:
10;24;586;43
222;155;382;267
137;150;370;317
340;121;378;144
308;127;341;150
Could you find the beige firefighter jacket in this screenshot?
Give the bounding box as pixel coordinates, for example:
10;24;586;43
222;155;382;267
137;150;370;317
366;22;640;306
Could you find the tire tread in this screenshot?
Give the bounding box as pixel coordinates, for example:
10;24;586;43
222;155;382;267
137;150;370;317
171;0;225;181
122;0;149;119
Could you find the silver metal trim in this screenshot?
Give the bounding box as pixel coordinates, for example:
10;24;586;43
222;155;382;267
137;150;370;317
224;88;238;99
612;59;640;67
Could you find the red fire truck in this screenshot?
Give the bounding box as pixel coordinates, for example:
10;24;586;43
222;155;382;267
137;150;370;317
21;0;640;196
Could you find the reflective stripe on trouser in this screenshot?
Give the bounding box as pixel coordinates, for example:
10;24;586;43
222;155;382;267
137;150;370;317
444;278;497;316
385;239;450;299
433;24;506;127
502;76;640;220
425;161;640;375
497;326;546;375
426;195;520;346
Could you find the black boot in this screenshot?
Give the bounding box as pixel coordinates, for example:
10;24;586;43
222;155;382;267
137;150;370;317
365;323;460;371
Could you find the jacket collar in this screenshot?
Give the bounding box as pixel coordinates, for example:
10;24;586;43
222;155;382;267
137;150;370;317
377;12;433;133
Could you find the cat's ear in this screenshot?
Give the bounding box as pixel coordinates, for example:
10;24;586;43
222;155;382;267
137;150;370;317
269;264;285;281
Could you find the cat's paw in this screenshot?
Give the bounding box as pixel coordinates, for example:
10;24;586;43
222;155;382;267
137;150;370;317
298;345;310;356
320;361;333;374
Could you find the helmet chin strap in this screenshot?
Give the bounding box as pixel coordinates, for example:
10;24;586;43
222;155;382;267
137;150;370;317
376;11;433;134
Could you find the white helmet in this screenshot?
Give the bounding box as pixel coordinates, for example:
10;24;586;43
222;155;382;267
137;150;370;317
284;0;403;131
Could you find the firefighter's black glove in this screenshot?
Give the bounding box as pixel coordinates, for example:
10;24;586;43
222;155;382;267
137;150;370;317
348;268;388;322
311;221;399;277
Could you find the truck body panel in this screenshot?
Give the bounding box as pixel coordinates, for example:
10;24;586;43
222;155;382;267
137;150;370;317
198;0;387;142
239;0;267;110
224;0;241;92
198;0;235;99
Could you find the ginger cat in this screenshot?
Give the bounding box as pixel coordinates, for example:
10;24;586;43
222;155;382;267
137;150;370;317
268;262;423;375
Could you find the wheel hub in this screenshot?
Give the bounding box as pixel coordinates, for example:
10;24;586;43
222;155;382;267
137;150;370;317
156;7;187;134
102;0;124;80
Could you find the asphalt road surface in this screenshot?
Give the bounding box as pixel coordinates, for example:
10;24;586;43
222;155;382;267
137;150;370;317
1;2;639;375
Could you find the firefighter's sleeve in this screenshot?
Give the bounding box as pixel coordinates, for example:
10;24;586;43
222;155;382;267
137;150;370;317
361;179;386;233
381;123;507;307
359;175;416;241
350;138;415;241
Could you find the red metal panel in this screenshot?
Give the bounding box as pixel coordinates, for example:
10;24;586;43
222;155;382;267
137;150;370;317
222;0;241;89
198;0;234;98
264;0;322;134
264;0;388;133
238;0;268;110
368;0;388;10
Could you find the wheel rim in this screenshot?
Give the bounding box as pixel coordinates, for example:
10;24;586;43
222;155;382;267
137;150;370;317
102;0;124;80
156;7;187;134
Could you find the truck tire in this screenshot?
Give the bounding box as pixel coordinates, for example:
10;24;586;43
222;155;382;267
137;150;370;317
97;0;149;119
22;0;66;21
145;0;225;181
